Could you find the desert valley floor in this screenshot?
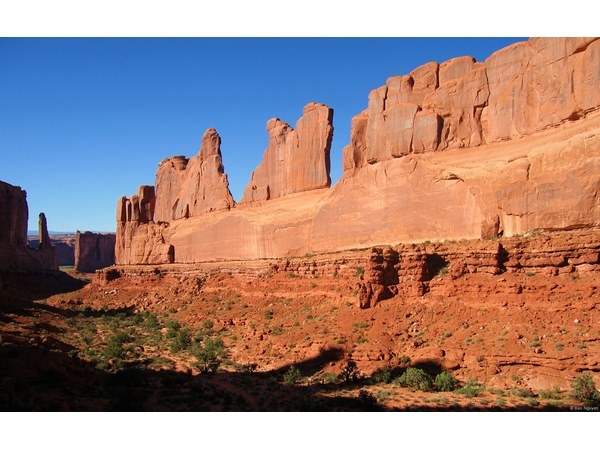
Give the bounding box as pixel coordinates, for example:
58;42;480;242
1;230;599;411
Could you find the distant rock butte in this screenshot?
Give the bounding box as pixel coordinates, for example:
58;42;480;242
74;231;116;273
115;37;600;265
0;180;58;272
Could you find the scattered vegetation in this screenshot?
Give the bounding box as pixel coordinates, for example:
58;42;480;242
570;373;600;406
283;366;303;385
456;379;484;398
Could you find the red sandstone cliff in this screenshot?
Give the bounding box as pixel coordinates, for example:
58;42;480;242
239;102;333;203
115;185;173;265
0;180;58;272
115;37;600;265
154;129;235;222
74;231;116;273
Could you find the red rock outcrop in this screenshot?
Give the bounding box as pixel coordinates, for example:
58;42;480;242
115;185;173;265
154;129;235;222
115;37;600;265
358;229;600;308
74;231;116;273
239;102;333;203
0;180;57;272
342;37;600;170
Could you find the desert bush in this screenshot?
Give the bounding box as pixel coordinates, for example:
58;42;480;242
538;386;562;400
371;367;393;384
339;360;359;383
283;365;303;385
457;379;484;398
192;337;226;374
104;333;129;359
434;371;459;392
357;390;379;410
170;328;191;353
399;355;411;366
393;367;433;392
570;373;600;406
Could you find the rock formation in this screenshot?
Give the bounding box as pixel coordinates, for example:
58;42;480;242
357;229;600;308
342;37;600;170
115;185;173;265
74;231;116;273
115;37;600;265
0;180;57;272
239;102;333;203
154;128;235;222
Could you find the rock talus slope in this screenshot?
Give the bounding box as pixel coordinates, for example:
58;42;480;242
116;37;600;264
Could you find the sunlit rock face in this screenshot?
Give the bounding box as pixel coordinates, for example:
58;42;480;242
154;128;235;222
239;102;334;204
116;37;600;264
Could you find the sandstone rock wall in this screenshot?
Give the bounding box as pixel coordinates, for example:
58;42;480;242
0;180;57;272
154;129;235;222
115;37;600;265
342;37;599;171
239;103;333;203
115;185;173;265
74;231;116;273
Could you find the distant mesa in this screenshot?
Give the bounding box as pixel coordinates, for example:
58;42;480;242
114;37;600;265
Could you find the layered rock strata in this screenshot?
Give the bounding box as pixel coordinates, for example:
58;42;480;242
0;180;57;272
74;231;116;273
357;229;600;308
116;37;600;265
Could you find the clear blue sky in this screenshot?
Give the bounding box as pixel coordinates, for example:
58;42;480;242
1;37;527;233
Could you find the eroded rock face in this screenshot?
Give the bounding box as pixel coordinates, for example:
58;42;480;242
74;231;116;273
239;102;333;203
0;180;57;272
154;129;234;222
115;38;600;265
343;37;600;171
115;185;173;265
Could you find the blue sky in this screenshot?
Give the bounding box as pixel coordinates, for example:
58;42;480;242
0;37;529;232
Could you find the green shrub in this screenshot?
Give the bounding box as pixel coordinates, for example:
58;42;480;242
393;367;433;392
570;373;600;406
192;337;226;373
104;334;127;359
457;379;484;398
339;360;359;383
435;371;459;392
399;355;411;366
371;368;393;384
283;365;303;385
357;390;379;410
170;328;191;353
538;385;562;400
